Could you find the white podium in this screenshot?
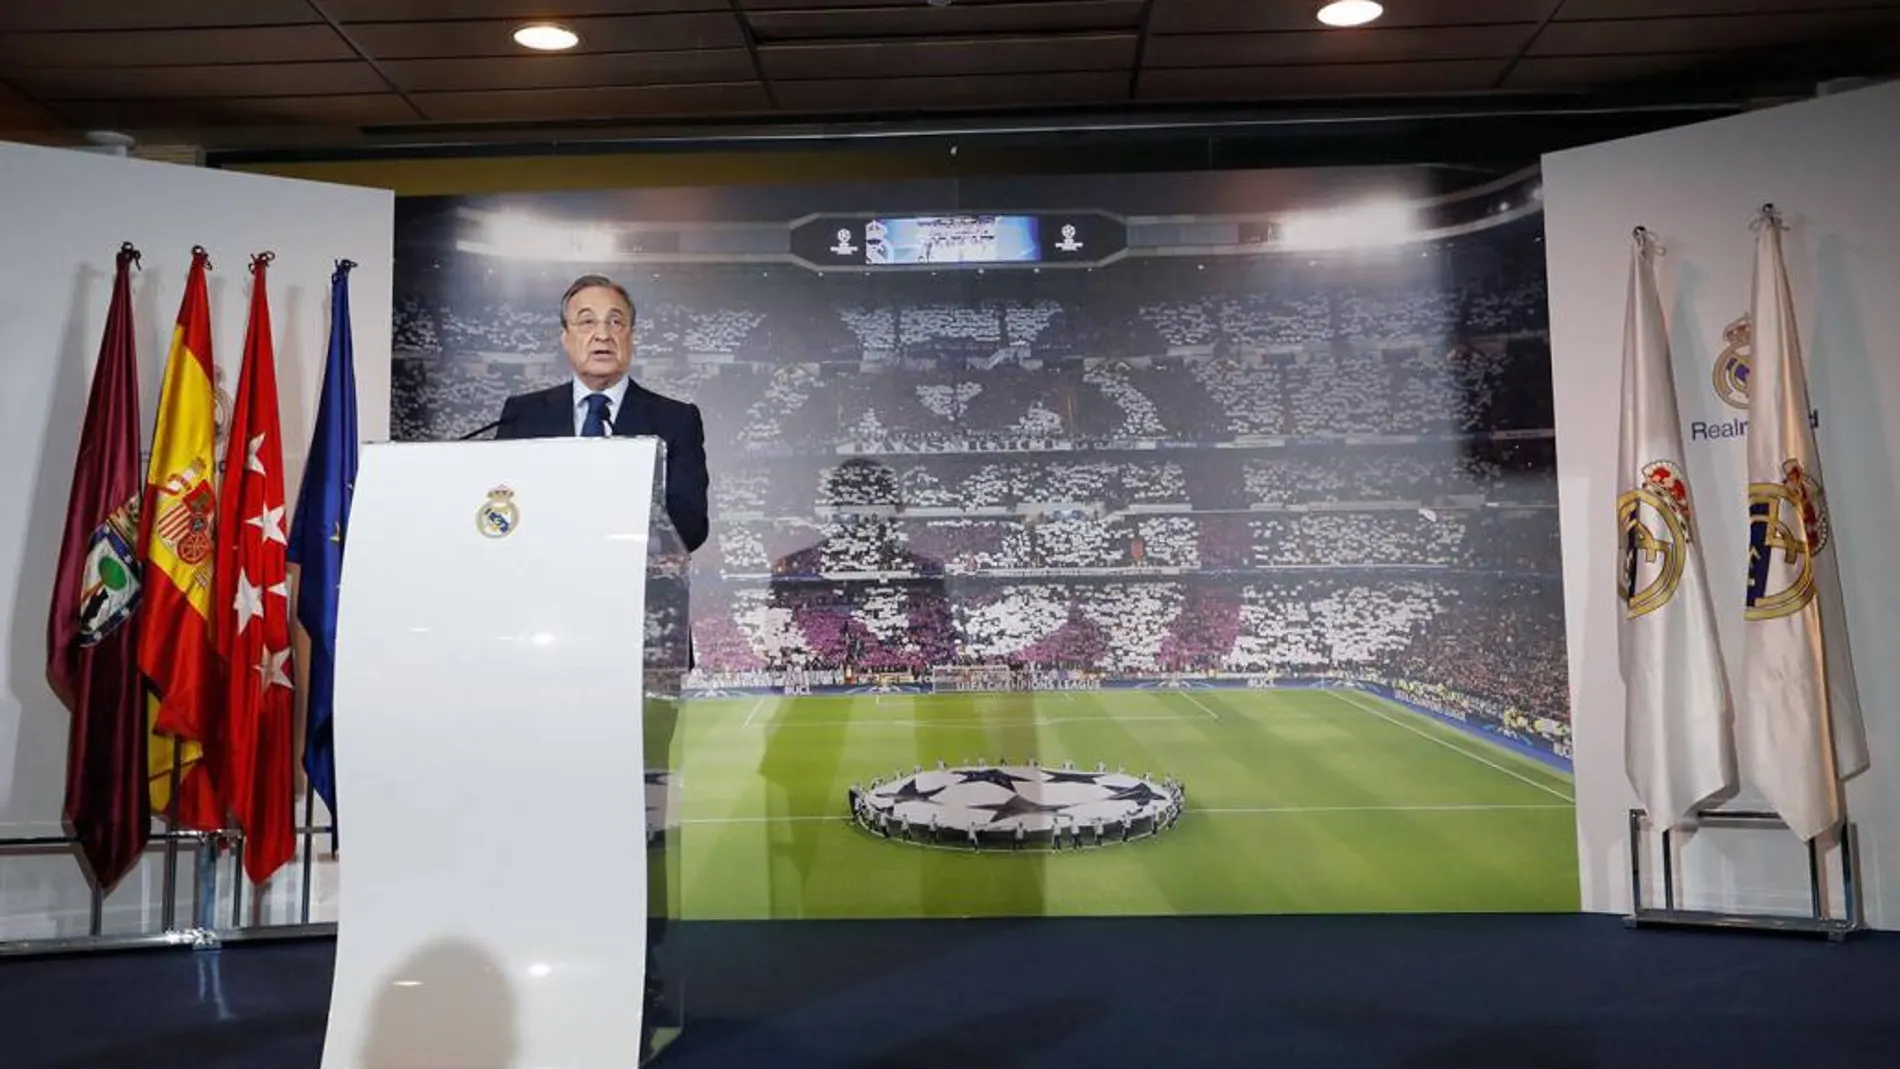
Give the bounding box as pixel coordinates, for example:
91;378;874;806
319;436;690;1069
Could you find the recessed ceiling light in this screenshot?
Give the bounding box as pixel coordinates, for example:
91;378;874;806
513;23;579;51
1317;1;1383;27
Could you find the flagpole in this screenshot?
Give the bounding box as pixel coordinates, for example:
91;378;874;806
291;448;316;928
299;778;315;925
160;758;182;930
193;826;220;934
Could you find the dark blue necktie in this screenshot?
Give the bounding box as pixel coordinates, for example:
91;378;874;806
581;392;611;437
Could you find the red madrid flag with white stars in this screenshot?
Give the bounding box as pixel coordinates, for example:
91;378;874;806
213;252;296;883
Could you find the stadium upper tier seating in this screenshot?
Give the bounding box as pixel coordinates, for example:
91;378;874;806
392;213;1567;755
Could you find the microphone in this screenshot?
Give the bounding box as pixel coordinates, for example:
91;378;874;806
459;419;502;441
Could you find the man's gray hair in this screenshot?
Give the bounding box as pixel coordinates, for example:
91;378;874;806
559;274;636;326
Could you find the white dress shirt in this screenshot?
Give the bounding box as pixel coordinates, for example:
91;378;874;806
570;375;631;436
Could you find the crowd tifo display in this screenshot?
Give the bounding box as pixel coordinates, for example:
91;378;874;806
389;167;1578;917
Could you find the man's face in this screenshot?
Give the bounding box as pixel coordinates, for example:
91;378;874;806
561;284;633;389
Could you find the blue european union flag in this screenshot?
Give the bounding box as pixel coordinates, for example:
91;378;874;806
289;259;359;837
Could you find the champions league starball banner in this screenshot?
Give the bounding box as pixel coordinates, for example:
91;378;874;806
388;164;1577;920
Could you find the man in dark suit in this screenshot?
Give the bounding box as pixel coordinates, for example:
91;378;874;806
495;272;703;1053
494;273;710;553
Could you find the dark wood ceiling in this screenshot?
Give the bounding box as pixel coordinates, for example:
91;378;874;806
1;0;1896;152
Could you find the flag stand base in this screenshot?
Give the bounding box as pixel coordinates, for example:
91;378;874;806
1624;807;1864;940
0;824;334;959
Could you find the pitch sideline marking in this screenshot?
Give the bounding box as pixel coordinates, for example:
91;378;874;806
1178;691;1222;721
1192;803;1573;814
674;803;1572;826
740;696;771;728
1331;691;1574;803
755;714;1203;729
681;815;844;825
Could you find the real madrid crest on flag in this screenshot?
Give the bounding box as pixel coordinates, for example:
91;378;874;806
477;485;519;538
1746;457;1829;620
1617;459;1695;618
1615;224;1736;832
1737;202;1869;843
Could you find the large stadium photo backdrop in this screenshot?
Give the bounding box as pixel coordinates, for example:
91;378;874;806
389;165;1575;919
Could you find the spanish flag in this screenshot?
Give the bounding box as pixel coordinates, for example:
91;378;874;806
139;246;223;828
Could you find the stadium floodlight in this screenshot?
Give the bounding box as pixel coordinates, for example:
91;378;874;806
1278;200;1416;251
1317;1;1383;27
463;210;618;262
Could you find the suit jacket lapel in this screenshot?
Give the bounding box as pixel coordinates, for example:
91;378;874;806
540;385;572;437
611;381;646;438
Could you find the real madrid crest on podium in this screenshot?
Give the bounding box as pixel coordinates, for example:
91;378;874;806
477;484;519;538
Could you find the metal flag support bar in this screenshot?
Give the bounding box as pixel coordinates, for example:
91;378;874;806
1625;806;1864;940
0;804;338;958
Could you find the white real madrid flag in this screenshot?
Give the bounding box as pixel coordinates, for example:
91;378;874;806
1738;205;1870;842
1617;227;1736;829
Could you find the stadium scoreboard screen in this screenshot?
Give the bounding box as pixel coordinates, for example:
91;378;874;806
791;212;1125;269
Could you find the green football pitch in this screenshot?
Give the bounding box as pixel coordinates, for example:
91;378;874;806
650;687;1579;919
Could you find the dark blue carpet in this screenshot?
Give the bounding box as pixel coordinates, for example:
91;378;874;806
3;915;1898;1068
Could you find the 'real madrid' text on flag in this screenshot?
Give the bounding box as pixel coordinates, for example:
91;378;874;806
1615;226;1736;831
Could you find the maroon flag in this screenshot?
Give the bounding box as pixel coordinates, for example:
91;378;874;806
46;242;151;890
